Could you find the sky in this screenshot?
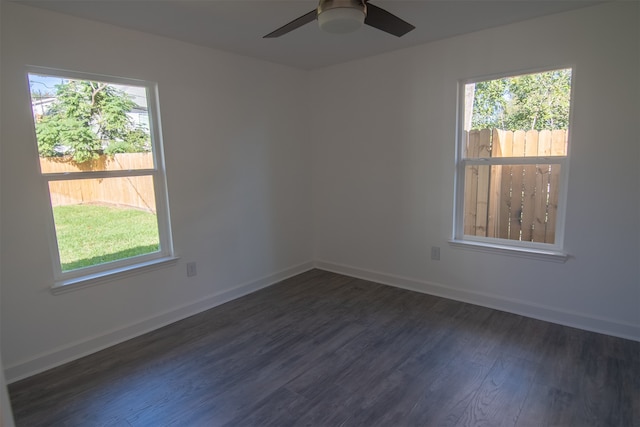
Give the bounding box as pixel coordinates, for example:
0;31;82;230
28;74;64;96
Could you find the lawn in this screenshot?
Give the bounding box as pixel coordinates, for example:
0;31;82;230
53;204;160;271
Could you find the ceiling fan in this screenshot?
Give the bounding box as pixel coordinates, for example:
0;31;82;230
264;0;415;38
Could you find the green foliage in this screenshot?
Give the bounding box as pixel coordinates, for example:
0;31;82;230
470;69;572;131
103;128;150;155
32;79;151;162
470;79;509;130
36;115;101;162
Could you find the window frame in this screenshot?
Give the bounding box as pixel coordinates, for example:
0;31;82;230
451;67;574;261
27;66;177;291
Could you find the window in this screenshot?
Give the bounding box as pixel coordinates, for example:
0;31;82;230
28;68;174;289
453;68;572;259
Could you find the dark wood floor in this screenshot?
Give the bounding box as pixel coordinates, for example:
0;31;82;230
9;269;640;426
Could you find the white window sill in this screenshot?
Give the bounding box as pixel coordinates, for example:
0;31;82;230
448;240;569;263
51;256;180;295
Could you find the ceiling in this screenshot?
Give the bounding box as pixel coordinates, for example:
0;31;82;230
15;0;602;69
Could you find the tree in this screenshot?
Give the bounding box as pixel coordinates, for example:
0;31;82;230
33;80;150;162
470;69;572;131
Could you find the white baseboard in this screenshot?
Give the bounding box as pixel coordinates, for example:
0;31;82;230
7;259;638;383
314;260;640;342
5;261;315;384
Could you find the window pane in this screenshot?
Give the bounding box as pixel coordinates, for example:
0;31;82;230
49;176;159;271
463;163;562;244
463;69;572;158
28;73;153;170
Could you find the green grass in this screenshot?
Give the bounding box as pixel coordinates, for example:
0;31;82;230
52;204;160;271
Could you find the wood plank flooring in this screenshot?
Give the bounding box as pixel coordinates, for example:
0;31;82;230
8;269;640;426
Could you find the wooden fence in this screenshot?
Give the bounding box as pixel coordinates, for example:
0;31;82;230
464;129;567;244
40;153;157;212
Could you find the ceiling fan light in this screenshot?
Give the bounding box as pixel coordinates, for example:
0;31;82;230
318;7;365;34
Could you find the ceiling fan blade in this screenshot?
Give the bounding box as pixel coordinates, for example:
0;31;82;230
263;9;318;38
364;2;415;37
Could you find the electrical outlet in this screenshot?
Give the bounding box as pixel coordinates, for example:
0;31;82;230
186;262;197;277
430;246;440;261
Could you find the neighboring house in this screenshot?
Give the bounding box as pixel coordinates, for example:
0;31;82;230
129;105;149;131
30;95;55;121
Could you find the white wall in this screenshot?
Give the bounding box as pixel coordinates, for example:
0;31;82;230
0;0;17;423
311;2;640;340
0;3;313;381
0;0;14;427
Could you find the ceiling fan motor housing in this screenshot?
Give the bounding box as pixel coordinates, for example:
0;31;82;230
318;0;367;34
